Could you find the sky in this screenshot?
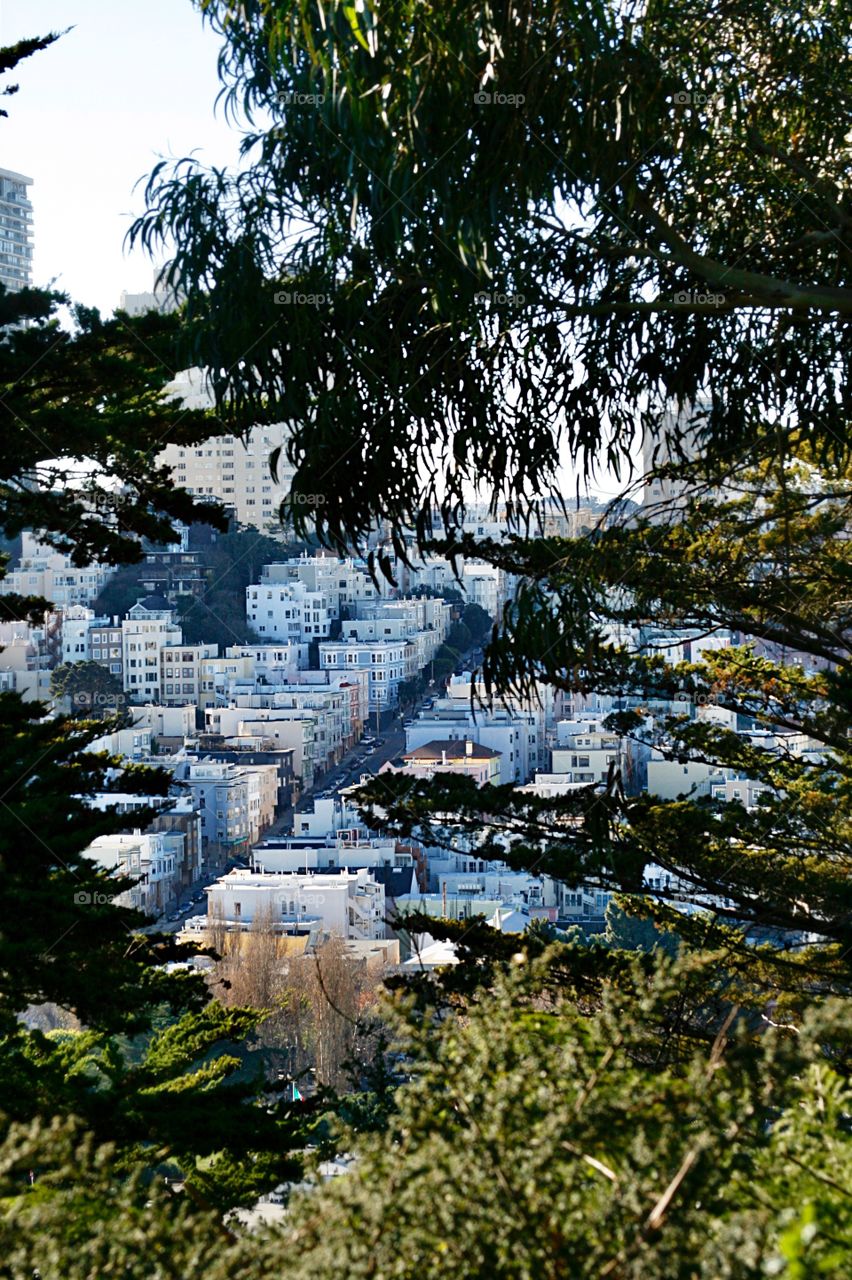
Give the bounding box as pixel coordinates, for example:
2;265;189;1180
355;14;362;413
0;0;239;314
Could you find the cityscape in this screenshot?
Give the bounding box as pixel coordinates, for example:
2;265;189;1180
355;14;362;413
0;5;849;1278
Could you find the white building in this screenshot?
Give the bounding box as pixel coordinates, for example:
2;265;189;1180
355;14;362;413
246;579;332;642
85;830;181;916
261;555;380;616
202;867;386;941
121;597;182;703
0;533;112;609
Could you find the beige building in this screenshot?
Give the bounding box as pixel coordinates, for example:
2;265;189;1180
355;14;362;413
157;370;297;533
160;643;219;707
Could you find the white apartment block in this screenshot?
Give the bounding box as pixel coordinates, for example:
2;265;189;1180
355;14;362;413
157;370;297;532
403;557;508;617
318;639;414;711
225;643;307;681
121;598;182;703
246;579;332;642
261;555;380;616
552;722;624;785
204;706;317;790
201;867;385;941
128;704;196;740
85;830;181;916
0;533;112;609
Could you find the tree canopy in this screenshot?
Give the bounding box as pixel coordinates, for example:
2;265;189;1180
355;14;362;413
132;0;850;552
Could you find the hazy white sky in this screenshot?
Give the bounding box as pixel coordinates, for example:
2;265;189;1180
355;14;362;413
0;0;238;313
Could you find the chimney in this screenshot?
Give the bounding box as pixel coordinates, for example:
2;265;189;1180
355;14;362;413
465;739;474;757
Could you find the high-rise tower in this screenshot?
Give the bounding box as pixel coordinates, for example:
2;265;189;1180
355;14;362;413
0;168;33;291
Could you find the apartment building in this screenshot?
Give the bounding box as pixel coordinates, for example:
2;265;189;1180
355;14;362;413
225;643;307;682
0;168;33;290
261;555;380;616
551;721;624;785
85;830;182;916
121;597;182;703
178;759;276;856
0;533;111;609
203;705;318;791
89;792;203;892
318;639;414;711
246;579;332;642
201;867;386;942
159;642;218;707
157;371;297;531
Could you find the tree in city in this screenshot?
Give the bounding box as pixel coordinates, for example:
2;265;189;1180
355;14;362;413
2;2;850;1274
132;0;850;554
49;661;126;718
462;601;494;646
397;675;426;712
0;30;321;1258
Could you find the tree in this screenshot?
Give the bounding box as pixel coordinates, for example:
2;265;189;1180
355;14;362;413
132;0;850;553
462;601;494;646
397;675;426;711
0;29;323;1241
49;661;126;718
271;952;852;1280
359;461;852;1000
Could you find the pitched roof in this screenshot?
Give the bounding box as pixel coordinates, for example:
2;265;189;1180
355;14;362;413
404;739;500;761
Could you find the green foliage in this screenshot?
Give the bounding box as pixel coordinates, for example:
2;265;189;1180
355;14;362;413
274;953;852;1280
132;0;850;552
49;662;126;718
462;600;494;644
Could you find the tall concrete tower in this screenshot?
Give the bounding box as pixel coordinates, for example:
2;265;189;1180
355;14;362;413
0;168;33;291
